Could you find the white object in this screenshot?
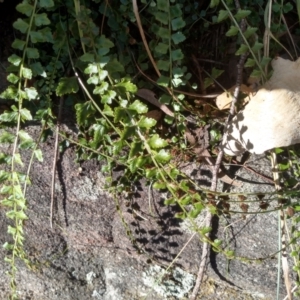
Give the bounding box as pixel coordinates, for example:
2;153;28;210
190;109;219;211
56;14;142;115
222;57;300;155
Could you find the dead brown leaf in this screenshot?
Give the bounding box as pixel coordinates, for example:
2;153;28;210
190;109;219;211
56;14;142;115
216;84;255;110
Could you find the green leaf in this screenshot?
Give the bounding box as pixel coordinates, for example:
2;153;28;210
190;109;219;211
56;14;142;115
84;64;98;74
75;102;95;125
129;156;146;173
175;212;187;219
13;19;29;33
157;0;169;11
272;3;281;12
1;185;13;194
102;90;117;104
16;3;34;16
96;56;110;68
260;56;272;68
98;48;110;56
160;94;172;104
90;124;106;148
157;27;170;39
7;74;19;84
87;75;99;85
0;112;18;123
211;67;224;79
174;67;186;78
213;239;222;247
98;69;109;80
129;100;148;114
14;154;23;166
204;78;213;89
39;27;53;43
121;126;136;140
235;44;248;55
171;17;186;30
129;141;143;158
114;107;127;122
171;32;186;44
87;69;107;83
157;75;170;87
171;49;184;61
170;167;180;179
3;243;14;250
149;134;168;149
0;85;18;100
189;207;202;218
20;108;33;121
164;198;176;205
26;47;40;59
30;30;45;43
103;104;114;117
179;195;192;205
115;81;137;93
112;140;124;155
0;153;12;164
234;9;251;21
217;10;229;23
56;77;79;95
210;0;220;8
30;62;46;76
226;26;239;37
106;58;125;73
225;250;235;259
279;161;290;171
155;12;169;25
243;26;257;39
170;4;182;18
39;0;55;8
154;149;171;163
94;82;109;94
19;140;36;150
157;60;170;71
8;54;22;66
155;43;169;54
179;180;190;192
283;2;293;13
250;69;262;79
34;149;43;162
18;131;32;142
244;58;256;67
98;35;114;48
35;13;51;26
25;87;38;100
7;226;17;235
15;210;28;220
201;226;212;234
22;67;32;79
172;78;182;87
0;171;9;183
79;52;95;62
153;181;167;189
145;168;158;179
251;42;263;52
138;116;157;128
12;39;26;50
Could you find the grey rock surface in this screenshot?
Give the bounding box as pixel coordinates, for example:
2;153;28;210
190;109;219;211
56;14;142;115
0;121;291;299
